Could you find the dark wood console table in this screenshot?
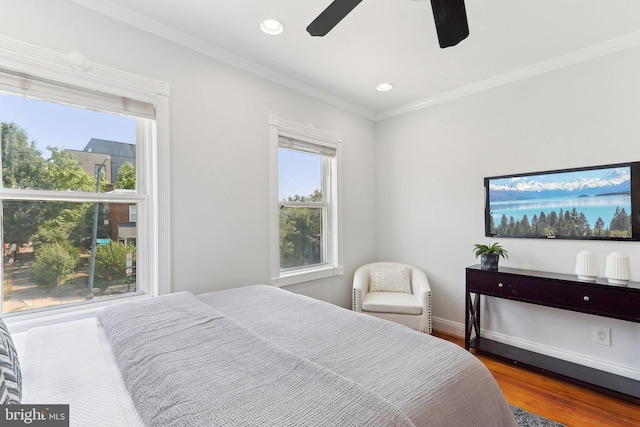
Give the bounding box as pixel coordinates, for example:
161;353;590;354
465;264;640;401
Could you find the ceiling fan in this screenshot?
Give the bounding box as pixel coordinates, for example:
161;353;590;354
306;0;469;48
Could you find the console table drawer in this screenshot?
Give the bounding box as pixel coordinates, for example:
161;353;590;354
540;281;640;321
467;271;539;300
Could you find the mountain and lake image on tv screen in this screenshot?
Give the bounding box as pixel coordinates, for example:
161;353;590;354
486;165;633;239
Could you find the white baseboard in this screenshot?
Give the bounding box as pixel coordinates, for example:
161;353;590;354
432;316;465;337
432;316;640;381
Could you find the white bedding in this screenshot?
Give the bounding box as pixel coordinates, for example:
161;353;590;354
21;318;144;427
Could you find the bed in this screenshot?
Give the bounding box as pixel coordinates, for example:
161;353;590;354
9;285;517;426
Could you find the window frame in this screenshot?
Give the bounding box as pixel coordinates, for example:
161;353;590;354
269;115;343;286
0;35;171;332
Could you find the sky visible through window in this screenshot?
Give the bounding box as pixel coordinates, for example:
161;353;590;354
0;93;136;157
278;149;322;201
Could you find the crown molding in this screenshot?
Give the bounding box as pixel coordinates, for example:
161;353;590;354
70;0;376;121
68;1;640;123
376;30;640;121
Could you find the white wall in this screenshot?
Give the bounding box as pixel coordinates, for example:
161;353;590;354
0;0;378;308
375;46;640;379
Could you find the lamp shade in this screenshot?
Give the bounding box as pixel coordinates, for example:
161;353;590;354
575;250;598;281
604;252;631;285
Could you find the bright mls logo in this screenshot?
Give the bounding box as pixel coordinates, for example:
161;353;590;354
1;405;69;426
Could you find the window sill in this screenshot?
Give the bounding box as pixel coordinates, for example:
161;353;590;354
4;292;151;334
273;265;344;287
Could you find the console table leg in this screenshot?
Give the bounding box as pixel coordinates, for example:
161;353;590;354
465;292;481;350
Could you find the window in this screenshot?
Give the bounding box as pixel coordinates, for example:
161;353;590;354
0;37;170;324
0;93;144;313
269;116;343;285
129;206;138;223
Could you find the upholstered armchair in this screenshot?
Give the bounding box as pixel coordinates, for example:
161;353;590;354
353;262;432;334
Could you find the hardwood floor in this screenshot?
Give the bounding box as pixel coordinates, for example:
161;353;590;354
433;331;640;427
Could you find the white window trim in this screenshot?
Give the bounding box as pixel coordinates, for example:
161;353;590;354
268;115;343;287
0;35;171;332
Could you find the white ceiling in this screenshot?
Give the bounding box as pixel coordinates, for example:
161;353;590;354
71;0;640;120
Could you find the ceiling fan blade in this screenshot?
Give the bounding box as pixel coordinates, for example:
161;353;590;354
307;0;363;37
430;0;469;48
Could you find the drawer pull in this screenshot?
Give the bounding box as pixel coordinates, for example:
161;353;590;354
498;283;504;288
583;296;590;302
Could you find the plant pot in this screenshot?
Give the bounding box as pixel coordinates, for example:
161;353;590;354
480;254;500;270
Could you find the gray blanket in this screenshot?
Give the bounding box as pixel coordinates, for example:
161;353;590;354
98;292;415;427
198;285;518;427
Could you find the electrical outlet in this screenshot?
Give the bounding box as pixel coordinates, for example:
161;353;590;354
593;326;611;346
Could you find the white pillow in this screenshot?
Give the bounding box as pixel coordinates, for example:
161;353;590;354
369;264;412;293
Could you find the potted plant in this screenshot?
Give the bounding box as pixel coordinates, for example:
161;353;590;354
473;242;508;270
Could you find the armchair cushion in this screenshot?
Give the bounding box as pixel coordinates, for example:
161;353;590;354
362;292;422;315
369;264;411;293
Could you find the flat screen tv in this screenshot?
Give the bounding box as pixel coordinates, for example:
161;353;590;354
484;162;640;241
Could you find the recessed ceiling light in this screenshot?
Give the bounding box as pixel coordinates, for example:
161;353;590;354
260;18;285;35
376;83;393;92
